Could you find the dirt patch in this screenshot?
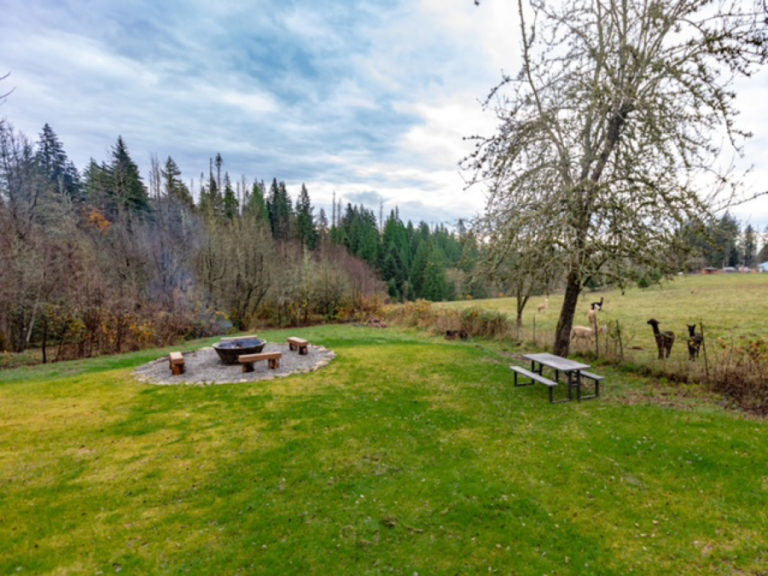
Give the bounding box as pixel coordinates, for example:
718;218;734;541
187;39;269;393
134;342;335;386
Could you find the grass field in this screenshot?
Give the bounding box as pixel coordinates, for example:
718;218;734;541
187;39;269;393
1;275;767;575
442;273;768;364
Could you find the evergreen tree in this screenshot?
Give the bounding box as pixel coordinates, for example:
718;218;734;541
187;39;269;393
295;183;318;250
266;178;293;240
243;179;270;226
379;209;410;300
111;136;150;215
82;158;114;217
409;235;430;297
162;156;193;209
35;123;81;200
421;243;452;301
711;213;741;268
742;224;757;267
222;172;239;220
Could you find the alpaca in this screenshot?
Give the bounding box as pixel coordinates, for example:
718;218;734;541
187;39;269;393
571;324;608;343
647;318;675;359
571;325;596;342
537;297;549;313
686;324;703;361
590;296;604;311
587;307;598;327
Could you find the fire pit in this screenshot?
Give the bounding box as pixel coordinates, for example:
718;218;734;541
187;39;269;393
213;338;266;365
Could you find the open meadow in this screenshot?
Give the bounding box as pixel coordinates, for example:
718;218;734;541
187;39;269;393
441;273;768;357
1;274;768;575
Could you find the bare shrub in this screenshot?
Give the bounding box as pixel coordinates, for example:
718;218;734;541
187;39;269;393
709;337;768;415
384;303;514;340
459;307;511;339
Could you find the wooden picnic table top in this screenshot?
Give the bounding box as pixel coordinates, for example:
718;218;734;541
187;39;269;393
522;352;590;372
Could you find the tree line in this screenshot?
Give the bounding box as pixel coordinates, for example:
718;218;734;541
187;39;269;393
0;120;487;358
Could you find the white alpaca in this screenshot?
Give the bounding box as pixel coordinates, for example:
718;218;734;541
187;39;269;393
571;324;607;342
571;325;596;342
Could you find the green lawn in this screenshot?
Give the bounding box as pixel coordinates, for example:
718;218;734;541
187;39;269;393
2;277;768;574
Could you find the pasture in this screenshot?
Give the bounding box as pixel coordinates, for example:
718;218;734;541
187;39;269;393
442;273;768;363
1;274;768;575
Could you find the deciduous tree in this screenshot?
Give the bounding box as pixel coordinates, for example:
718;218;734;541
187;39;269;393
467;0;767;356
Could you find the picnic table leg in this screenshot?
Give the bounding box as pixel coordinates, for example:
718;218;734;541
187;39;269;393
571;372;582;401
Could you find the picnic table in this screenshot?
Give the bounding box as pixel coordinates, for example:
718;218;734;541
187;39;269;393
511;352;603;403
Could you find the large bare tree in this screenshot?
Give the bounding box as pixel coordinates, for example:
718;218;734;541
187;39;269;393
467;0;767;356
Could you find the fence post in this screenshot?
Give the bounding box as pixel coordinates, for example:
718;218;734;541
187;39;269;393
700;319;709;382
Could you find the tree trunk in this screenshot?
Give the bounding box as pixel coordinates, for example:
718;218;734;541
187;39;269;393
41;317;48;364
554;266;581;357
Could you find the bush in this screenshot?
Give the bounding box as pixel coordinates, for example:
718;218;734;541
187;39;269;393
383;300;438;328
459;307;512;339
710;337;768;414
384;302;514;340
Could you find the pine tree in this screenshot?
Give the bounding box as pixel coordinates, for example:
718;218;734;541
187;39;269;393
379;209;410;300
243;179;270;226
742;224;757;268
295;183;318;250
267;178;293;240
35;124;81;200
82;158;114;217
222;172;239;220
162;156;193;208
111;136;149;215
421;243;451;301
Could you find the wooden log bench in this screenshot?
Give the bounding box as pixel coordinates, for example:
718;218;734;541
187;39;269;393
287;336;309;355
239;351;282;372
169;351;185;375
578;370;604;400
510;365;565;404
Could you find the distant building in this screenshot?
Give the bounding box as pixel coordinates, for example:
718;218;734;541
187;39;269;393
758;262;768;272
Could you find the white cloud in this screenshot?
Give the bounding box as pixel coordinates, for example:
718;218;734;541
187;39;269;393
1;0;766;230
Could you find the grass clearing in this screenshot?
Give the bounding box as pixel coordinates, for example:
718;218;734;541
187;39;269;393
2;279;768;574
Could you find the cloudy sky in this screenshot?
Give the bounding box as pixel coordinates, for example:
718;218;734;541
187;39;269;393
2;0;767;229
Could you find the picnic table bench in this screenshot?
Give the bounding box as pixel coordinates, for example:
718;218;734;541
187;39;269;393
511;365;561;403
512;352;603;403
239;351;282;372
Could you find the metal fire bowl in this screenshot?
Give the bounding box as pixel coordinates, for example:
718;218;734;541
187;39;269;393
213;338;266;365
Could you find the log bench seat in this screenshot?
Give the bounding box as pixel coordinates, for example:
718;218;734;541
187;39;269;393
169;351;185;375
287;336;309;355
239;351;282;372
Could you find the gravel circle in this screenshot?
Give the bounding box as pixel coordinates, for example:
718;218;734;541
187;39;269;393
133;341;336;386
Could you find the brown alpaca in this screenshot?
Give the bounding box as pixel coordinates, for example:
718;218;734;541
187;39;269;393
647;318;674;359
686;324;703;361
